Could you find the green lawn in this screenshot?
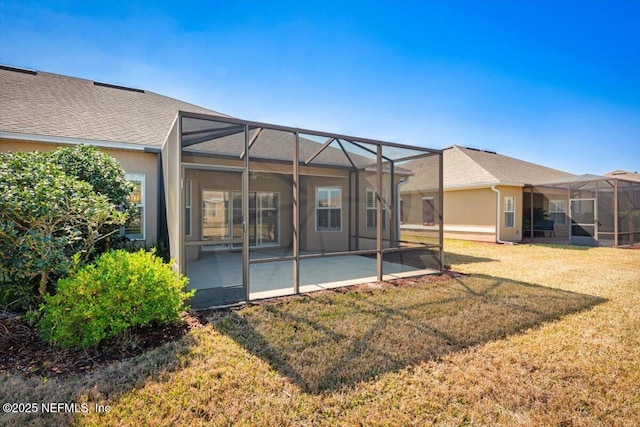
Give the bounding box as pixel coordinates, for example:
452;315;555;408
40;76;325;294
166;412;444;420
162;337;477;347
2;240;639;426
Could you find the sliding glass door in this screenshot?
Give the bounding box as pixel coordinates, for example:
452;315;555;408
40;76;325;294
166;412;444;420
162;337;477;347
204;189;279;249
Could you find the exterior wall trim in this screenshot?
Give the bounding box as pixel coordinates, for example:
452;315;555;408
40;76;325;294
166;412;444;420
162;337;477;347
0;131;153;152
402;224;495;234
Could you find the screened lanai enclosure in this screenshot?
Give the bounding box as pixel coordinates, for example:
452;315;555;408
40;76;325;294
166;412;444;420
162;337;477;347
524;175;640;247
162;112;444;308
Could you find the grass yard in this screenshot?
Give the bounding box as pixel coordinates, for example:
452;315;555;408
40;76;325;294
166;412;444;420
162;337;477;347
2;240;639;426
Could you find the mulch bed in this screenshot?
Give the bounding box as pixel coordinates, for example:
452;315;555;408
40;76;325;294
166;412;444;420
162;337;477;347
1;271;459;378
0;312;203;378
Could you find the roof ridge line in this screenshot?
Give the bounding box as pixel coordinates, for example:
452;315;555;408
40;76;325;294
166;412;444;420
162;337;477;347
454;146;500;183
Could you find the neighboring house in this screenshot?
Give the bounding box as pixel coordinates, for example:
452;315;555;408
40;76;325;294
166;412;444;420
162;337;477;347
401;145;575;242
401;146;640;247
0;65;443;307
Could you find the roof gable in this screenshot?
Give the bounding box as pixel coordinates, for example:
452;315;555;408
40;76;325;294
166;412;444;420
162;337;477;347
402;145;576;191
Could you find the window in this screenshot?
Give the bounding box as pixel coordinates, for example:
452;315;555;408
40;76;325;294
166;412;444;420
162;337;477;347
422;197;435;226
549;199;566;225
504;196;515;228
202;190;229;240
124;173;145;240
366;187;387;230
316;187;342;231
185;180;192;236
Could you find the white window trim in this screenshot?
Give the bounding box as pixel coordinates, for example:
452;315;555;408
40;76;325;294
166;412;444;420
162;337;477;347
366;187;388;230
315;186;342;232
124;173;145;241
366;187;376;230
504;196;515;228
255;191;280;247
549;199;567;225
185;179;192;236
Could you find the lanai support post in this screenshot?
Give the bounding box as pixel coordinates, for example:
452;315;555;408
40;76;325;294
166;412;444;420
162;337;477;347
293;131;300;294
377;144;383;281
614;179;619;247
438;152;444;272
530;186;534;242
243;124;250;301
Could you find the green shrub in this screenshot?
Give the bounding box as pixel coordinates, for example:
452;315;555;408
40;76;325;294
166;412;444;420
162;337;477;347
49;145;137;253
38;250;194;348
49;145;134;211
0;151;128;309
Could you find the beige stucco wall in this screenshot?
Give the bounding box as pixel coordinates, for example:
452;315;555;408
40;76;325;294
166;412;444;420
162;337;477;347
301;175;350;252
401;185;525;243
1;139;159;244
401;187;496;242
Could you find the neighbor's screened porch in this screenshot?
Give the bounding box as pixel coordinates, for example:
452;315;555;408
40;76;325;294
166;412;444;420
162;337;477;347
524;176;640;247
161;112;443;308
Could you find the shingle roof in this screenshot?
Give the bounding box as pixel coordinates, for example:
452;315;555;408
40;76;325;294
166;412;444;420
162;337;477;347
402;145;576;191
605;169;640;183
0;65;394;170
0;65;229;147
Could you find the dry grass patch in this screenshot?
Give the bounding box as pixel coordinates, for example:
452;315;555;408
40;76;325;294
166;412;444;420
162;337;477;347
2;240;639;426
207;274;602;394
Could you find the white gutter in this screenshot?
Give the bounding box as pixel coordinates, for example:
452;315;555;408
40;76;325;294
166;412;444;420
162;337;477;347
0;131;154;152
490;185;510;244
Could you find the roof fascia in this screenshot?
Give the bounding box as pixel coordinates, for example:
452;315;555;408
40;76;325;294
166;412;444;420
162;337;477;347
440;182;524;191
0;131;153;152
531;176;610;187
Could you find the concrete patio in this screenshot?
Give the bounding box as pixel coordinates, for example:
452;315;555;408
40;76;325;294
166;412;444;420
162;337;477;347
186;248;438;308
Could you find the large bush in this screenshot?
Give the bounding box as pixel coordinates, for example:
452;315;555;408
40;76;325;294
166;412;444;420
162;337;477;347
49;145;137;254
49;145;135;214
38;250;193;348
0;151;128;309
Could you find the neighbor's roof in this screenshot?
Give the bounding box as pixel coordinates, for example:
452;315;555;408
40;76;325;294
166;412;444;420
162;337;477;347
0;65;228;147
605;169;640;183
402;145;576;191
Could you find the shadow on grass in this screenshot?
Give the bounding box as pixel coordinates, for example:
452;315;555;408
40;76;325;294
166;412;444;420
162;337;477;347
212;274;605;395
520;240;596;251
443;251;496;265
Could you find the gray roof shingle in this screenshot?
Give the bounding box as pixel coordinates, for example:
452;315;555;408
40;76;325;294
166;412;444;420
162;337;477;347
402;145;576;191
605;169;640;183
0;66;386;169
0;66;229;146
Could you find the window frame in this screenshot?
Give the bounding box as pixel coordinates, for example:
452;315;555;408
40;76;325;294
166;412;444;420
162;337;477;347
315;186;342;232
504;195;515;228
549;199;567;225
422;196;435;226
366;187;387;231
185;179;192;236
124;173;145;241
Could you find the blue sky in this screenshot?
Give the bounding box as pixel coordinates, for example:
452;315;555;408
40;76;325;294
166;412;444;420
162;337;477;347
1;0;638;175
